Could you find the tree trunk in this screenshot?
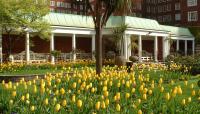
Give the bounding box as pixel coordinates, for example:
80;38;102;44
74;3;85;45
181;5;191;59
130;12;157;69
95;27;102;75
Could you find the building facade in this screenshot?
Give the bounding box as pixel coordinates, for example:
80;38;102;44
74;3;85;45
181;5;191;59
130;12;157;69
49;0;143;16
142;0;200;27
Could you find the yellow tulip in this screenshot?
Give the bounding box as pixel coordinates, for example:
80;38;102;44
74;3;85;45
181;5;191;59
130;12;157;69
126;81;130;88
104;91;109;97
60;88;65;95
72;95;76;103
184;81;188;86
62;100;67;107
21;96;25;101
26;93;29;100
126;93;130;99
117;82;121;88
116;92;120;100
159;78;163;84
95;101;100;110
190;83;194;89
131;88;136;93
101;101;106;109
33;85;37;93
44;98;48;105
72;82;77;89
191;90;196;96
12;91;16;97
26;100;30;105
9;99;13;105
148;90;153;95
165;93;170;101
116;104;120;112
105;98;109;106
188;97;192;103
138;109;143;114
143;94;147;100
91;87;95;93
181;99;186;106
77;100;82;108
160;86;164;93
103;86;107;92
177;86;182;95
30;106;35;111
143;88;148;94
55;104;61;112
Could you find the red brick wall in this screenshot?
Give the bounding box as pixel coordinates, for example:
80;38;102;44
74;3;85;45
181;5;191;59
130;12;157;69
2;35;91;54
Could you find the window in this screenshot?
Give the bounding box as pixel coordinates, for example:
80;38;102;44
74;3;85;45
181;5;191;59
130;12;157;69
187;0;197;7
65;3;71;8
57;2;61;7
175;3;180;10
175;14;181;21
50;8;55;12
61;2;65;7
50;1;55;6
188;11;198;21
163;15;171;22
166;4;171;11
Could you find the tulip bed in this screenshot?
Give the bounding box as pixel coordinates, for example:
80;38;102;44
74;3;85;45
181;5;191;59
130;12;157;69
0;65;200;114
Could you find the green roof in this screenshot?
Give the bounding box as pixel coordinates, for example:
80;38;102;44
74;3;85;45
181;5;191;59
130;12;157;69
44;13;194;38
44;13;94;28
161;25;194;38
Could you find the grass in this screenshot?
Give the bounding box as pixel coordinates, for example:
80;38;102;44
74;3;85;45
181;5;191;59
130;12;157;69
0;69;62;76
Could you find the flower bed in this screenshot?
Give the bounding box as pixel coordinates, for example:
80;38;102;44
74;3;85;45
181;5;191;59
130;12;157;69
0;66;199;114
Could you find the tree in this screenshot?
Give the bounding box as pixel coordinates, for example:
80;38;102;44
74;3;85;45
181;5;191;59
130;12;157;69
0;0;51;59
75;0;133;75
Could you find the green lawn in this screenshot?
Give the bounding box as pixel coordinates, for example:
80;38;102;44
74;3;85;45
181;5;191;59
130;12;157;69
0;69;62;76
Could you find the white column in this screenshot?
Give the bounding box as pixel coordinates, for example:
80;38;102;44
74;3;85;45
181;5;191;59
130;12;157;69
185;40;187;56
138;35;142;62
25;32;30;64
154;36;158;62
127;35;132;59
162;37;166;60
72;34;76;61
124;34;128;59
92;34;95;60
166;37;170;56
176;40;179;51
50;33;55;64
192;40;195;56
0;28;2;63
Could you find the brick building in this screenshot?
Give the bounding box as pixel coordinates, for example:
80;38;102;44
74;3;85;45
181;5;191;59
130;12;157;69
49;0;143;16
142;0;200;27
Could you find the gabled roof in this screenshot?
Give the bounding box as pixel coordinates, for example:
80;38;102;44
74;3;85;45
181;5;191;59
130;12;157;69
44;13;194;38
160;25;194;38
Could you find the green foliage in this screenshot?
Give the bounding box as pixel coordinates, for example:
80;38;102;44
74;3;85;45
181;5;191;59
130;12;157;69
189;27;200;43
50;50;61;57
0;0;51;39
165;54;200;75
111;24;128;55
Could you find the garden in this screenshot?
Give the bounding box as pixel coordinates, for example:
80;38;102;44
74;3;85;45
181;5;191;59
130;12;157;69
0;60;200;114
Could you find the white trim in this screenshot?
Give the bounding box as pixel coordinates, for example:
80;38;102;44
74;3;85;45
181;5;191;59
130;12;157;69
72;34;76;61
154;36;158;62
50;33;55;64
192;40;195;56
185;40;188;56
138;35;142;62
176;40;180;51
171;36;195;40
25;32;30;64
